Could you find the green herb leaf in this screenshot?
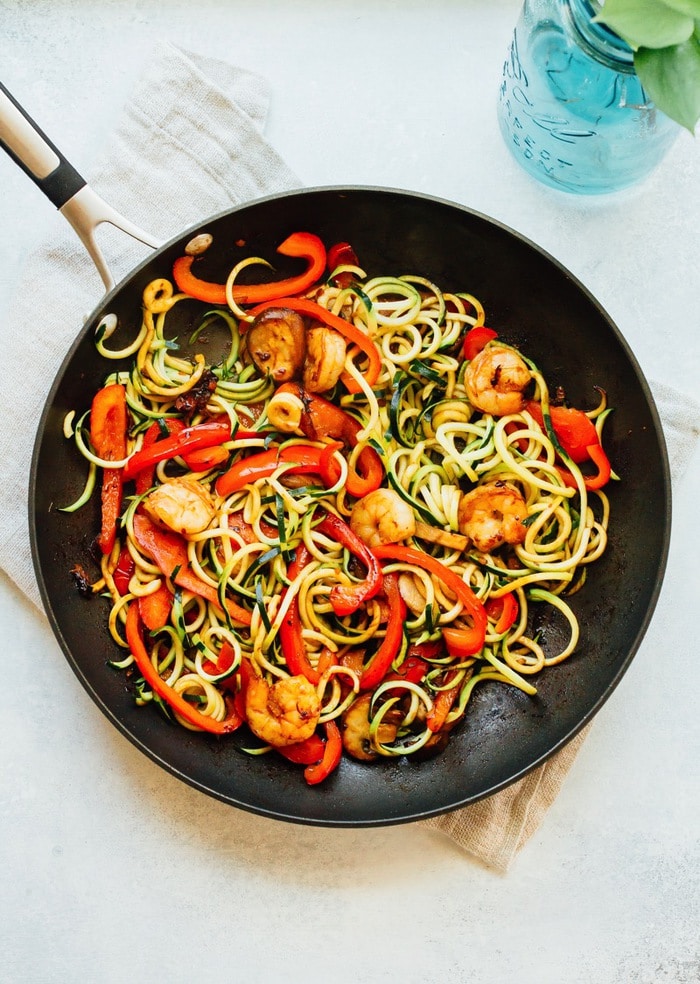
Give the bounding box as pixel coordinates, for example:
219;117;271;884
657;0;700;17
594;0;695;49
635;32;700;130
254;578;273;634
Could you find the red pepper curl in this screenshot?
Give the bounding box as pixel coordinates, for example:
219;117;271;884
316;511;383;616
172;231;327;307
125;603;243;735
124;419;231;483
372;544;488;658
90;383;128;555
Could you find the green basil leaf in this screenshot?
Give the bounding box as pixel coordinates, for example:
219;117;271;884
635;34;700;130
594;0;695;49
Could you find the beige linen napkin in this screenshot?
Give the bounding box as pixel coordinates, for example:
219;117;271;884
0;42;697;872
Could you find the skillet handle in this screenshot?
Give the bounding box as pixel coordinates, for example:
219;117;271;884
0;80;163;292
0;79;86;207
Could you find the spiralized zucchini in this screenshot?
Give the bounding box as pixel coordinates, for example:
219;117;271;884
63;243;614;778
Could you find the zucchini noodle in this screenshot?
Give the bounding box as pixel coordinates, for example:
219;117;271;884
63;235;616;783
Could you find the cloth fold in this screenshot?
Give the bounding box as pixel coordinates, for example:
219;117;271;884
1;42;698;873
421;725;592;871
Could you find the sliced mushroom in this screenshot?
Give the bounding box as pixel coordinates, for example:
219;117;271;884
246;307;306;383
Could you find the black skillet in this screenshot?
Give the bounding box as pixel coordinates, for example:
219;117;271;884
1;81;670;826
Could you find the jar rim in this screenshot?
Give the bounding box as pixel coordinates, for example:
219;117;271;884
566;0;636;70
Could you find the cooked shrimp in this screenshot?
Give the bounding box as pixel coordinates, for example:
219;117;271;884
144;477;216;536
245;673;321;747
464;343;532;416
246;307;306;382
458;480;527;553
349;488;416;548
341;693;400;761
303;325;347;394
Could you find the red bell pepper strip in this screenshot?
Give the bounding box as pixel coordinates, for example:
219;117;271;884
463;325;498;361
215;444;328;497
201;639;238;678
327;241;360;288
172;232;326;306
346;446;384;499
183;445;230;472
525;401;612;490
442;626;485;659
138;582;174;631
132;512;252;626
97;472;123;555
306;400;382;497
327;241;359;271
113;546;135;595
172;257;225;305
135;419;228;489
485;592;519;635
339;648;367;676
304;720;342;785
248;296;382;389
503;418;530;455
358;572;406;691
558;442;612;492
526;401;600;464
371;544;487;656
318;441;344;487
383;638;445;685
228;513;279;545
316;511;383;616
229;655;255;718
316;648;338;678
408;639;444;661
382;638;443;685
124;419;230;481
279;544;326;685
277;733;326;765
125;603;243;734
90;384;128;555
426;669;462;733
275;384;384;497
383;654;428;685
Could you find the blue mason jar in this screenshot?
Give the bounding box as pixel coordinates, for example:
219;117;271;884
497;0;679;194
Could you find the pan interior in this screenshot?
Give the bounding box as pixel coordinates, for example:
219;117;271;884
29;187;670;826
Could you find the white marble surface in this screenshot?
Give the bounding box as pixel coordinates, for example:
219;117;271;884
1;2;699;982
